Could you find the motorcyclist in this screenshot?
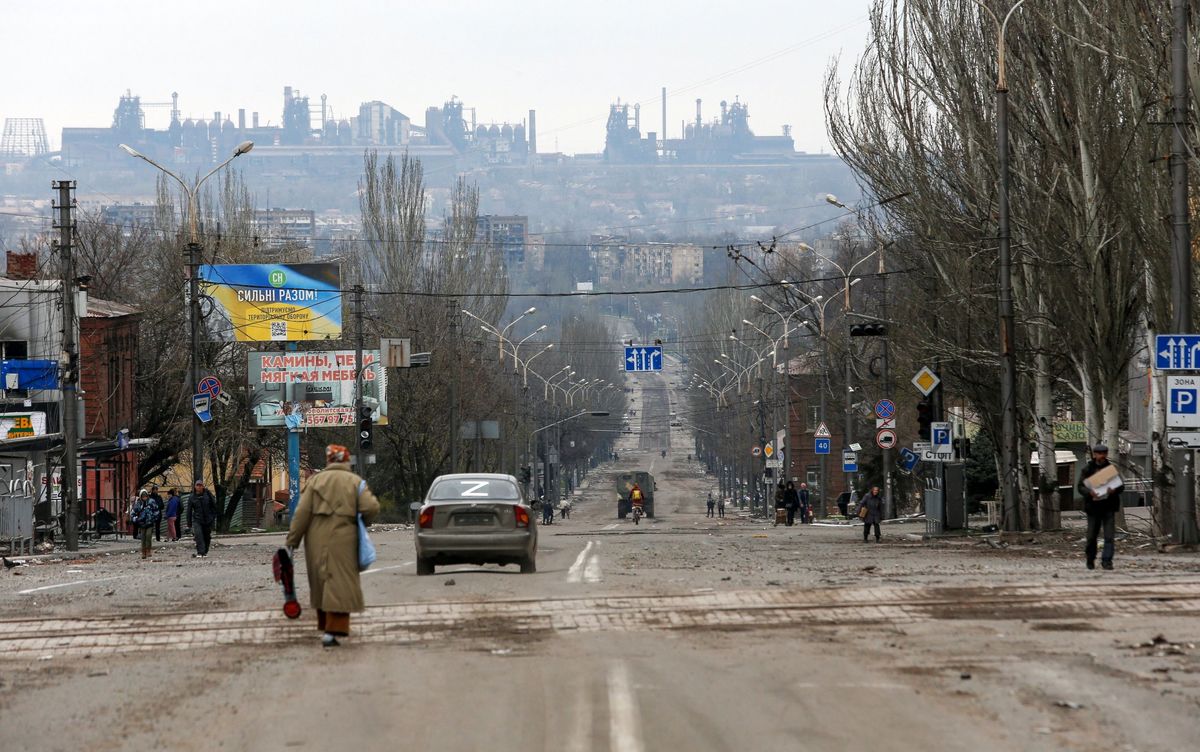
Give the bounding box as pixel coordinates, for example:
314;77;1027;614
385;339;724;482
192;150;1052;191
629;483;645;517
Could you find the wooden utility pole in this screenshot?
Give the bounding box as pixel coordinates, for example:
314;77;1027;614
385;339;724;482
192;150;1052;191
53;181;80;552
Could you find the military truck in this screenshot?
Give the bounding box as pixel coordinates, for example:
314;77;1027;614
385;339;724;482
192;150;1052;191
615;471;655;518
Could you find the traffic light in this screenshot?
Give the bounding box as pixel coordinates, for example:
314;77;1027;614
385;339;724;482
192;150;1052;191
357;405;374;452
954;438;971;459
520;465;532;485
916;398;933;441
849;323;888;337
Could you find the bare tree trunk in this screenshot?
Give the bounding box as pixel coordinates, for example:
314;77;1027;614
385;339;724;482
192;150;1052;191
1035;296;1060;528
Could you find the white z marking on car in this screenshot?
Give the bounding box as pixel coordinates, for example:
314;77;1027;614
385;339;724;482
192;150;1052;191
459;481;490;497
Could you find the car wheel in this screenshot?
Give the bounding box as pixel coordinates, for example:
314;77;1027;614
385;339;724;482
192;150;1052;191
519;556;537;574
416;558;434;576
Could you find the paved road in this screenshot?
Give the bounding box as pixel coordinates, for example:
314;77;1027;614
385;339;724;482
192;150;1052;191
2;380;1200;750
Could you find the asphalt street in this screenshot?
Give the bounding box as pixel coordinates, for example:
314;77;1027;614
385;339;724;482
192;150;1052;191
2;370;1200;751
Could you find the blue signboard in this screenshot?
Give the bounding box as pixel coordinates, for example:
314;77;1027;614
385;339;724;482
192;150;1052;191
1156;334;1200;370
899;447;920;472
842;450;858;473
624;346;663;372
814;438;831;455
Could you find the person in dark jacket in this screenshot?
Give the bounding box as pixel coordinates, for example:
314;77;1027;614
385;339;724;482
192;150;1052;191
860;486;884;542
188;481;219;558
1076;444;1123;570
798;483;811;523
131;489;155;559
783;481;801;526
148;484;164;542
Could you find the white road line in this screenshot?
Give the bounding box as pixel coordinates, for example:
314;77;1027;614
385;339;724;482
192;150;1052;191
583;548;602;583
17;575;128;595
566;670;594;752
567;541;595;583
604;523;619;531
607;662;645;752
362;561;414;576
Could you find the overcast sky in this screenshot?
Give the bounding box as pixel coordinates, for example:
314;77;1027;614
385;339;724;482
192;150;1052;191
3;1;871;155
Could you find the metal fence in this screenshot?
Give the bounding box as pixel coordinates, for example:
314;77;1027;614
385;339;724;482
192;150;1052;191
1;495;34;553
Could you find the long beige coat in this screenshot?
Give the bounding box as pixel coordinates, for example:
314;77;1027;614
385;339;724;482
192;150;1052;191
286;463;380;613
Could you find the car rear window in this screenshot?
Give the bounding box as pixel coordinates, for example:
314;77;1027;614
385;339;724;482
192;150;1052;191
428;478;520;501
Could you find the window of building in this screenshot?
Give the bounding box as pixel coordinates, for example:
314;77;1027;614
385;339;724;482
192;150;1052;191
807;405;820;431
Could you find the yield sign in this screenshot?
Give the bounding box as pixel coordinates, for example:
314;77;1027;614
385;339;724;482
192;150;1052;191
814;422;831;438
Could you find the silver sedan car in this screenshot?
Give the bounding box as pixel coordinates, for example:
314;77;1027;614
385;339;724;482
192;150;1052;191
414;473;537;575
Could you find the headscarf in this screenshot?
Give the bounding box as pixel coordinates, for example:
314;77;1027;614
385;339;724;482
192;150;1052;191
326;444;351;464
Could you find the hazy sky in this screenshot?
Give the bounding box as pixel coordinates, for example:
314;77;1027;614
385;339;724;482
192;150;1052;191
3;1;872;155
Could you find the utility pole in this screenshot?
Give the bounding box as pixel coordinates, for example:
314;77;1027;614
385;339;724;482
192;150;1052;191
53;181;80;552
819;335;829;517
353;284;367;459
448;299;459;472
189;239;204;487
1169;0;1198;544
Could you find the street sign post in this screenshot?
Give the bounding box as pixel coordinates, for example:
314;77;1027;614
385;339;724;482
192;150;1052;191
197;375;222;399
874;399;896;419
875;417;896;430
1167;375;1200;428
765;458;782;469
814;422;831;438
842;449;858;473
899;447;920;472
814;438;831;455
925;421;953;462
751;446;763;457
1156;335;1200;370
875;428;897;449
763;442;774;459
192;394;212;423
911;366;940;397
623;346;664;372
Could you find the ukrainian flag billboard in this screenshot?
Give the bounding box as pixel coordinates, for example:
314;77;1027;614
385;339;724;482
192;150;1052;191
198;264;342;342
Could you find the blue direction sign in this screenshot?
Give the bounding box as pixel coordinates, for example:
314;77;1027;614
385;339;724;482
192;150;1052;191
1156;335;1200;370
842;449;858;473
899;447;920;472
814;438;831;455
624;346;664;372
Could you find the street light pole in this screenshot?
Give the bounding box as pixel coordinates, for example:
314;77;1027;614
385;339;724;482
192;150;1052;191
121;141;253;488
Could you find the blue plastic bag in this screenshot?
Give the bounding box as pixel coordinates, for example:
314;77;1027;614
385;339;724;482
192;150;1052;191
356;479;376;571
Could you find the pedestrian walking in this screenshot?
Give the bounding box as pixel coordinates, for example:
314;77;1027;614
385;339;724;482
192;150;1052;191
131;489;155;559
188;481;218;558
149;484;164;542
1077;444;1123;570
860;486;884;543
773;480;787;526
837;491;851;520
164;488;181;541
285;444;380;648
784;481;800;526
126;493;139;541
717;495;726;518
706;492;715;518
798;483;811;523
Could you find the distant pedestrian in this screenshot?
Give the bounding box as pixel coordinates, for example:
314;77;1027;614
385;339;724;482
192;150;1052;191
126;494;140;540
286;444;380;648
837;492;851;520
706;492;715;518
164;488;181;541
860;486;884;543
784;481;800;526
798;483;811;523
149;484;164;542
717;496;726;518
1077;444;1123;570
131;489;155;559
188;481;218;558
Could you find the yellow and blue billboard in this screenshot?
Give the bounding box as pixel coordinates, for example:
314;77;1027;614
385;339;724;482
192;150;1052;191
198;264;342;342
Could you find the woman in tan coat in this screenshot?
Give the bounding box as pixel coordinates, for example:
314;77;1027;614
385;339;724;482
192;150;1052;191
286;444;380;647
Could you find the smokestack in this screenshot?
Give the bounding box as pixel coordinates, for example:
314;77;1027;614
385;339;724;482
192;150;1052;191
238;108;246;130
695;98;702;129
320;93;327;129
633;103;640;132
528;109;537;154
171;91;180;123
252;111;260;128
661;87;667;150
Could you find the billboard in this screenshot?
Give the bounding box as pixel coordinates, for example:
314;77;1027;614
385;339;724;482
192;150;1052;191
247;350;388;428
199;264;342;342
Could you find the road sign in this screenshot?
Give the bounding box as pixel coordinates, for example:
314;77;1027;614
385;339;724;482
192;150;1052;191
213;391;232;406
875;417;896;430
765;458;783;469
899;447;920;472
925;421;953;462
850;443;863;452
842;449;858;473
197;375;222;399
192;394;212;423
874;399;896;419
815;438;831;455
764;442;774;458
1167;431;1200;448
1168;375;1200;428
814;422;831;438
752;446;762;457
911;366;940;396
624;346;664;372
875;428;897;449
1156;334;1200;370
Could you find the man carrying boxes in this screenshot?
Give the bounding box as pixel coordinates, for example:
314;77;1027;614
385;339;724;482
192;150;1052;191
1077;444;1124;571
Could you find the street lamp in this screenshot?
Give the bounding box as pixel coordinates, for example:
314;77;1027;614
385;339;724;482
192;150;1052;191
121;140;254;487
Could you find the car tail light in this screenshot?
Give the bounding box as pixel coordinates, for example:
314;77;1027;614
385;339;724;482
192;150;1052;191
418;507;434;528
515;505;530;528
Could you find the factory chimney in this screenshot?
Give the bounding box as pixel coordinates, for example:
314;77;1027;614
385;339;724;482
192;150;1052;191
661;87;667;151
528;109;537;155
171;91;180;123
695;99;702;129
633;103;640;133
320;93;327;129
238;108;246;131
252;112;260;128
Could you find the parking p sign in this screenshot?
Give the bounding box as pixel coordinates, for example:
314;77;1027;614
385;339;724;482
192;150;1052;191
1168;375;1200;428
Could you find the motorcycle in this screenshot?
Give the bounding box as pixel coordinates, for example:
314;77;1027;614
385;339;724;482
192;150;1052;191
632;504;644;525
